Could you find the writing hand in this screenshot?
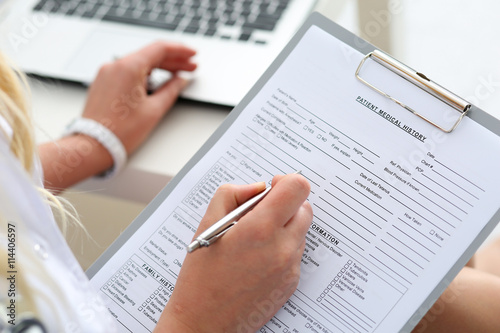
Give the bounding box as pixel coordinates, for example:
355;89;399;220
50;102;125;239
156;173;312;332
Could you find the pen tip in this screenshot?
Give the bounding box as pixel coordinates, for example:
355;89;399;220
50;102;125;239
187;241;200;253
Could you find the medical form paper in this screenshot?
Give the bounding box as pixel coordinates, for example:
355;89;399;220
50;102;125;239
89;19;500;333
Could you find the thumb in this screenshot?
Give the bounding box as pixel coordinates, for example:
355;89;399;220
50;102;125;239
149;75;189;113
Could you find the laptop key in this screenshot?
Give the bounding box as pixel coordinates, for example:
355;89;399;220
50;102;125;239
82;3;103;18
204;28;217;36
32;0;292;43
33;0;49;11
238;30;253;41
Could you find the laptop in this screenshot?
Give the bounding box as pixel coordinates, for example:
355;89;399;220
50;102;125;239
0;0;318;106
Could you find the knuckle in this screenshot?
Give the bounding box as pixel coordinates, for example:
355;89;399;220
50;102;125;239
97;62;114;75
216;183;236;195
300;203;314;225
98;60;129;77
153;40;170;52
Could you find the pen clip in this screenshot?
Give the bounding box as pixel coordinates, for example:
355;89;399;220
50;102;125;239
199;222;237;247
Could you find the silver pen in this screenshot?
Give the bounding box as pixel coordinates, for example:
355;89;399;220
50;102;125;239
186;185;272;253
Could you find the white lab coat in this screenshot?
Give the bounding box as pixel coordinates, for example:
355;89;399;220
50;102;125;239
0;117;117;332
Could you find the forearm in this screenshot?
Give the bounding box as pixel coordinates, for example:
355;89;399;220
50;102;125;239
39;134;113;193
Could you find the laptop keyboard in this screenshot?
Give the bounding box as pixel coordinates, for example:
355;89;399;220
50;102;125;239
32;0;292;44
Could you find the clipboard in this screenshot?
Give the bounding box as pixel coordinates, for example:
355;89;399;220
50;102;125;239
87;12;500;333
355;50;470;133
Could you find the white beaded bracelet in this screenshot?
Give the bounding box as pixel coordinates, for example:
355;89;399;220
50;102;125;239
63;117;127;178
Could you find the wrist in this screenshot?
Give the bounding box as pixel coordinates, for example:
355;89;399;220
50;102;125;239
66;133;114;172
39;134;113;192
63;117;127;178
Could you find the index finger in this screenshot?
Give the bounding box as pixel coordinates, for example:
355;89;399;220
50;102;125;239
193;182;267;239
248;173;311;228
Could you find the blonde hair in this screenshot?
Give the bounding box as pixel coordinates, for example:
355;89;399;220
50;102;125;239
0;52;35;171
0;52;80;229
0;51;81;328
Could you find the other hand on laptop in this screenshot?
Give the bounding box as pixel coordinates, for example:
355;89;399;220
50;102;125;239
40;41;197;191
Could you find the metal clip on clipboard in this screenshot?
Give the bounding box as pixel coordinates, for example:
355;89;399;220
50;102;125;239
355;50;471;133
